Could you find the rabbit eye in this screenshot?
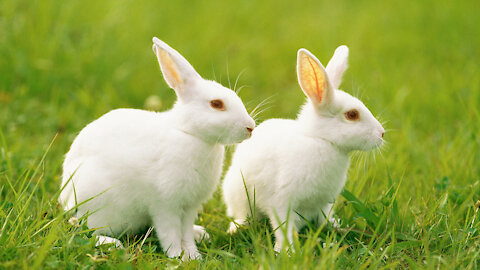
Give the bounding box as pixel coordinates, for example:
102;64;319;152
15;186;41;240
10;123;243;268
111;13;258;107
210;99;225;111
345;109;360;121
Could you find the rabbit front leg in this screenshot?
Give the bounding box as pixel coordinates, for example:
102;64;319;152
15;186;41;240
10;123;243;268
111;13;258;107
268;207;296;253
152;210;183;258
180;208;202;260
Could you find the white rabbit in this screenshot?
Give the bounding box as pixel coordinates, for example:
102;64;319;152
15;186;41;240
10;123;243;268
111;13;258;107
59;37;255;260
222;46;385;252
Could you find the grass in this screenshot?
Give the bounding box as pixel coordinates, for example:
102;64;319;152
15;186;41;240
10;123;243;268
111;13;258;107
1;0;480;268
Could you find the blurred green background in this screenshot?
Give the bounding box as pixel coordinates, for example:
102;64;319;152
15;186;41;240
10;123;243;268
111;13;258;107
1;0;479;268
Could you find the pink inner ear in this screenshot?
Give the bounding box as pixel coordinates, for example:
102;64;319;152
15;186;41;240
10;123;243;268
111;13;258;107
306;57;324;103
299;53;326;104
157;48;182;89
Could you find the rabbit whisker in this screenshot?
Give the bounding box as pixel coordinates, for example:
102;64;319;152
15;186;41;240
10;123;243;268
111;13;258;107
225;57;232;90
211;63;217;82
234;69;247;93
235;85;248;95
249;95;276;118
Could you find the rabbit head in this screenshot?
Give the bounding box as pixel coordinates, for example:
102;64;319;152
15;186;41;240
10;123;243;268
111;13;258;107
152;37;255;144
296;46;384;151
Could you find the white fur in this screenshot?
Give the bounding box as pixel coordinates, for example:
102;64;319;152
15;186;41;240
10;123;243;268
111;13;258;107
59;37;255;260
222;46;384;252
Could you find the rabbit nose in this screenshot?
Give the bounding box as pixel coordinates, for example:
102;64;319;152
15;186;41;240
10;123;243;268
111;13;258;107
381;132;385;138
246;127;253;134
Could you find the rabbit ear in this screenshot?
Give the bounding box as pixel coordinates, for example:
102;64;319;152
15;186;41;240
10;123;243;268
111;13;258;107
325;45;349;89
152;37;201;98
297;49;334;107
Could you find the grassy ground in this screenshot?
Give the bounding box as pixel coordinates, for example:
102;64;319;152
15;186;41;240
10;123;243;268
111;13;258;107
1;0;480;268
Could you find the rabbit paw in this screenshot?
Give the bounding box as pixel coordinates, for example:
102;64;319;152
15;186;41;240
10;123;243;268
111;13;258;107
193;225;210;242
166;246;183;258
227;222;239;234
182;247;202;261
227;219;245;234
328;217;341;228
95;235;124;248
